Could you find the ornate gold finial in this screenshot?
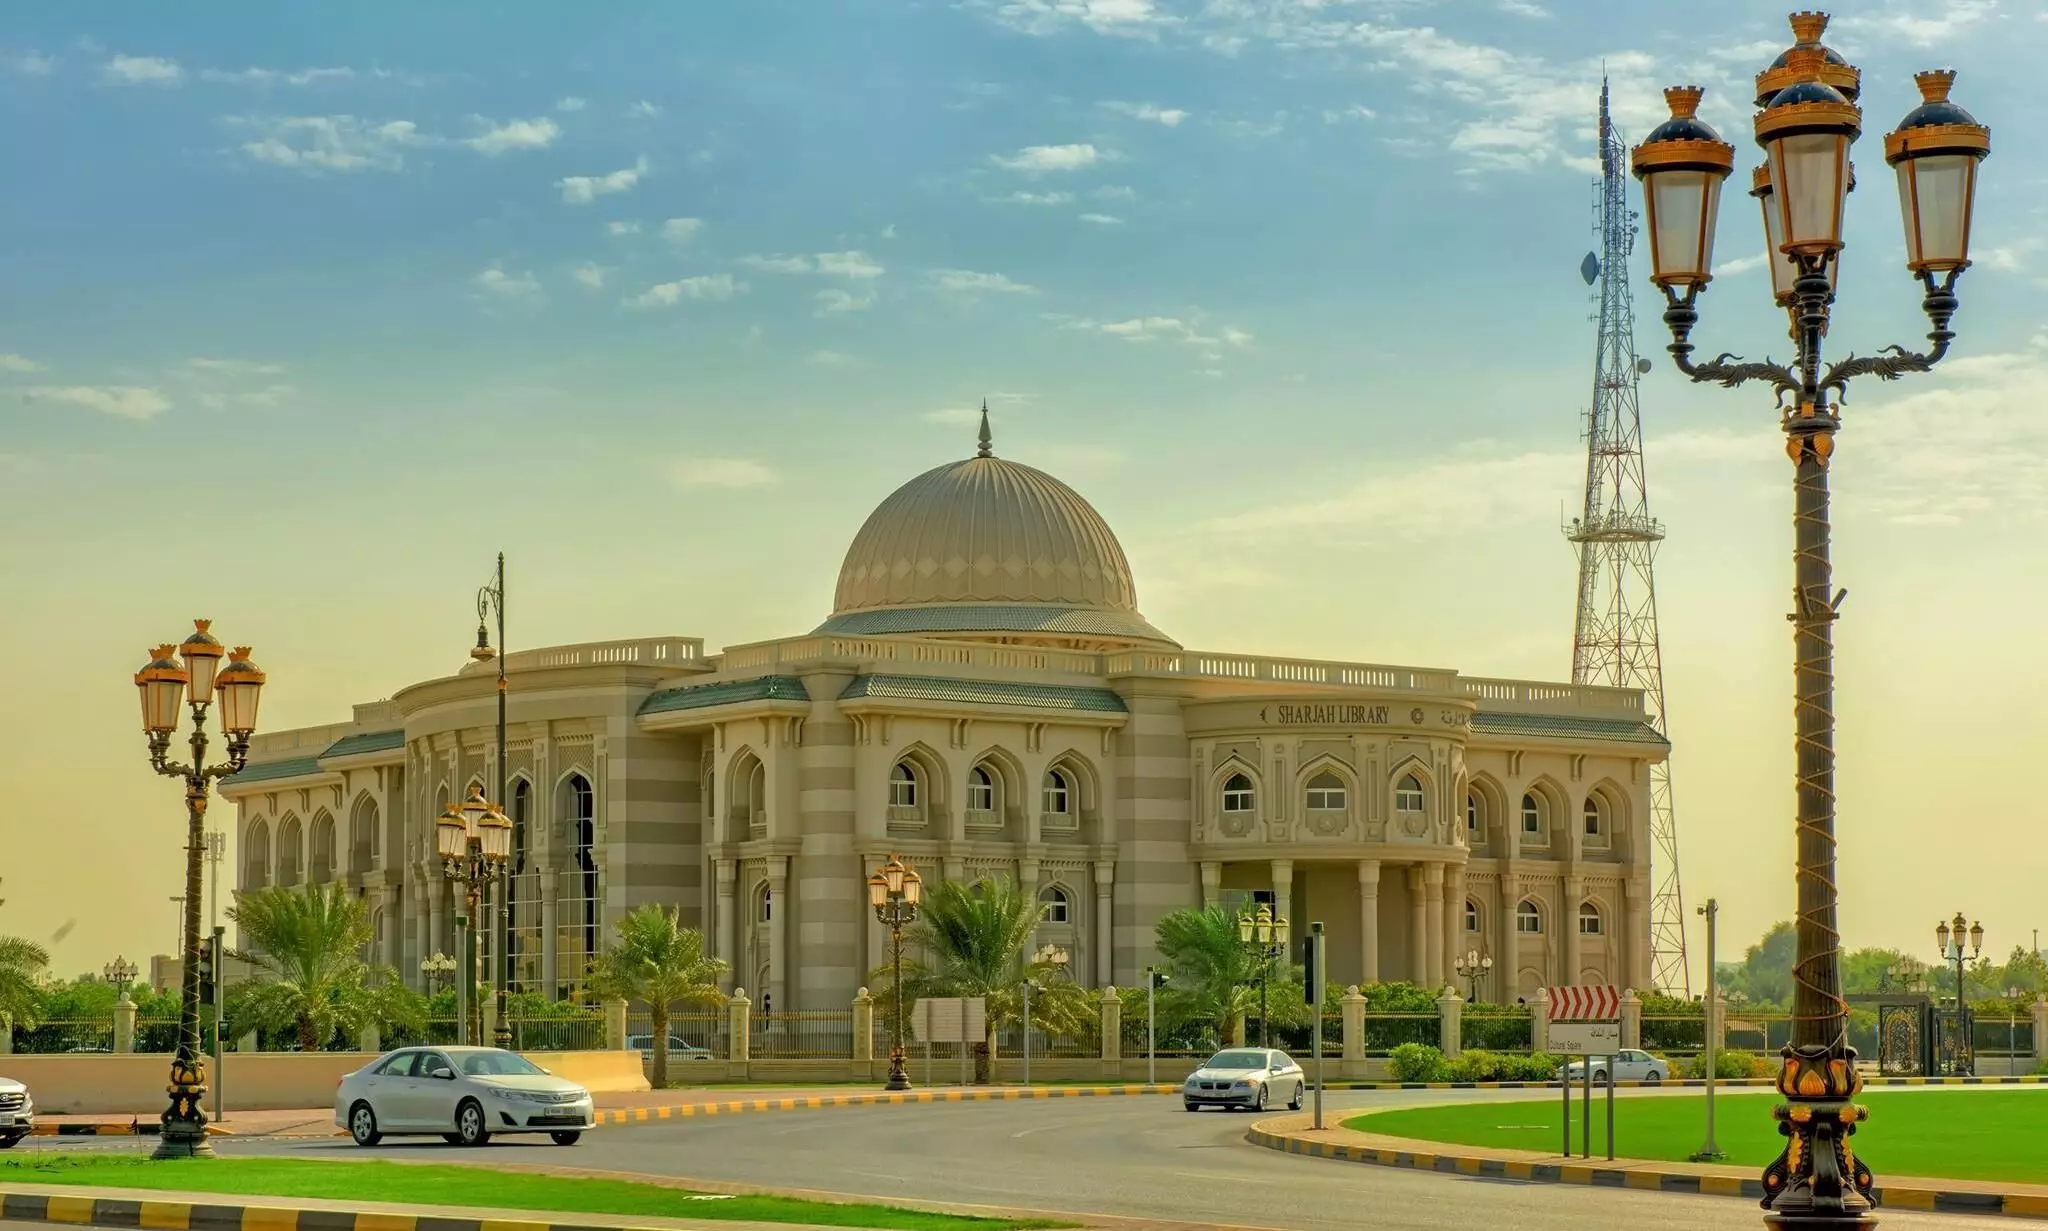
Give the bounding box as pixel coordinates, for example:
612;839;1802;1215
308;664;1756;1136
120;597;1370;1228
976;399;993;458
151;643;181;661
1914;69;1956;103
1664;86;1704;119
229;646;254;661
192;618;213;634
1789;11;1830;45
1781;46;1826;77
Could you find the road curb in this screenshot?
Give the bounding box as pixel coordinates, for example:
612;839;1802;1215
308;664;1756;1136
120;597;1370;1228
1243;1125;2048;1221
24;1124;232;1138
1319;1074;2048;1092
0;1189;778;1231
593;1084;1178;1126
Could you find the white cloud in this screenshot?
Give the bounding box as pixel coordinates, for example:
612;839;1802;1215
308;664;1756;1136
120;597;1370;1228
1078;212;1122;225
1498;0;1550;16
881;224;898;239
3;51;57;76
200;66;355;86
606;220;642;236
1049;312;1252;349
198;383;295;409
182;358;285;376
25;385;171;420
815;288;875;314
1205;448;1578;542
1101;100;1187;126
808;350;861;367
930;269;1036;295
571;262;610;290
103;54;181;85
627;100;661;118
557;157;649;204
1716;253;1768;276
1836;1;1998;46
978;0;1171;37
1095;185;1137;200
1322;105;1377;123
555;96;587;112
624;273;743;307
0;353;44;372
670;457;776;488
466;116;559;155
473;265;541;298
660;217;704;245
990;143;1106;173
925;406;984;425
1000;191;1075;206
739;254;815;274
228;115;425;173
816;250;883;278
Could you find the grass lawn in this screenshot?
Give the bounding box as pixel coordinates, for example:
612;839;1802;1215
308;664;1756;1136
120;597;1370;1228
0;1156;1066;1231
1345;1090;2048;1185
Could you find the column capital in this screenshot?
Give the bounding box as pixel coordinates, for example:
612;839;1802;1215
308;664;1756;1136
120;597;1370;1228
1356;859;1381;888
1092;859;1116;887
1268;857;1294;881
1564;875;1584;898
1200;860;1222;888
1424;862;1445;888
1406;863;1426;890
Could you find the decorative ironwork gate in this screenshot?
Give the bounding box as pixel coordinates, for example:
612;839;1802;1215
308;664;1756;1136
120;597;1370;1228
1876;1002;1925;1076
1932;1006;1975;1077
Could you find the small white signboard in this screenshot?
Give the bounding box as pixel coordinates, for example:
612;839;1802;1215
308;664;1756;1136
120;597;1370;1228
912;997;987;1044
1548;1021;1622;1055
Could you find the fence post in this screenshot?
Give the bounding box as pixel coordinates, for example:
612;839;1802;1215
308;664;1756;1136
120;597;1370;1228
1098;987;1121;1077
114;996;136;1054
1533;988;1551;1054
482;997;498;1051
1435;987;1463;1059
852;988;874;1064
1340;986;1366;1066
1621;988;1642;1051
604;998;628;1050
238;1029;259;1054
359;1022;381;1054
2031;995;2046;1070
728;989;751;1063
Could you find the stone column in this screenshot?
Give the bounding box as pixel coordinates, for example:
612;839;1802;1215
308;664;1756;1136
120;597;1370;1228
1564;877;1584;984
1422;863;1445;992
1436;987;1463;1059
1092;861;1116;988
714;858;737;991
540;875;560;997
1621;988;1642;1050
482;995;498;1048
1199;861;1221;910
604;998;627;1050
359;1022;381;1054
1532;987;1550;1053
852;989;874;1063
766;856;789;1015
1357;860;1381;983
2031;996;2046;1069
1099;987;1122;1066
1624;878;1651;990
1407;866;1428;984
0;1014;11;1054
114;996;136;1054
1340;986;1366;1064
1498;874;1519;1005
728;989;751;1063
1269;859;1293;937
1442;865;1467;994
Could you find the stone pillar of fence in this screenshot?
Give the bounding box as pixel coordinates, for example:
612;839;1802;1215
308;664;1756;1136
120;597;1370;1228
360;1022;381;1054
0;1013;11;1054
728;989;751;1063
238;1029;259;1054
1621;989;1642;1050
482;998;498;1050
1340;986;1366;1065
1532;989;1550;1053
2032;995;2046;1069
114;995;136;1054
1098;987;1121;1071
1435;988;1463;1059
604;999;628;1051
851;989;874;1063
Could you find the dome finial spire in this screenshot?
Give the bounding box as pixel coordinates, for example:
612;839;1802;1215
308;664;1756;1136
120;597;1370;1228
976;399;993;458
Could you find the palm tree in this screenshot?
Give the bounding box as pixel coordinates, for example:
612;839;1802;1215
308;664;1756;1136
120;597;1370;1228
873;876;1092;1083
0;935;50;1029
227;883;420;1049
586;905;726;1088
1153;905;1301;1047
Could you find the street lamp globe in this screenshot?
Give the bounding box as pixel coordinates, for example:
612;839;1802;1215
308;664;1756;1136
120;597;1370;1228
1630;86;1737;290
1969;920;1984;955
213;648;266;736
1885;71;1990;274
1936;919;1951;954
866;870;889;909
135;645;189;733
477;799;513;863
178;621;225;701
1237;912;1255;945
436;802;468;862
1756;65;1861;257
1272;913;1290;947
899;862;922;906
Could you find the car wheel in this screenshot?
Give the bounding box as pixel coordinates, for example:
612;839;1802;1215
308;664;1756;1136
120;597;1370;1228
1644;1071;1663;1086
1594;1070;1611;1086
549;1131;582;1146
453;1099;491;1148
1254;1084;1268;1112
1288;1083;1303;1111
347;1102;381;1148
1184;1101;1199;1112
0;1134;22;1151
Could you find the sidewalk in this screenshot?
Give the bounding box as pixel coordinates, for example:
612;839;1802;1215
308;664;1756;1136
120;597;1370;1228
1244;1112;2048;1220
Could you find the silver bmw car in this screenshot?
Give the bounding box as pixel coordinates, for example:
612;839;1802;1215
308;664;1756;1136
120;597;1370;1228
1182;1047;1306;1112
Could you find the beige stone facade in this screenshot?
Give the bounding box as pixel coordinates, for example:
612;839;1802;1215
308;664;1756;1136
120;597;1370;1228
218;429;1665;1009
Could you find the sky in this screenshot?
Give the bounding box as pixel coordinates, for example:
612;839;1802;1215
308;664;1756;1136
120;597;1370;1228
2;0;2044;986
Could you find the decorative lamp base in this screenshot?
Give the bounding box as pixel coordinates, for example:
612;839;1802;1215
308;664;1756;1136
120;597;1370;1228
151;1055;215;1159
1759;1045;1877;1228
885;1046;912;1092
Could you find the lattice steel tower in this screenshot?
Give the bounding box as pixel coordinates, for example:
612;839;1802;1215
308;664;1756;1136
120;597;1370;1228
1567;80;1690;996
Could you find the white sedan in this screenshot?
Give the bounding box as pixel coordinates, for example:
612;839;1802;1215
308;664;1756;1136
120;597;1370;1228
336;1046;595;1147
1182;1048;1306;1112
1558;1048;1670;1085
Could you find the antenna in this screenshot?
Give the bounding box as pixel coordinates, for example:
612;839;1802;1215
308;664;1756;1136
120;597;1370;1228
1565;78;1691;997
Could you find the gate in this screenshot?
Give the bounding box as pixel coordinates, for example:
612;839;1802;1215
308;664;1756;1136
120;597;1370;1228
1876;1002;1926;1076
1932;1006;1974;1077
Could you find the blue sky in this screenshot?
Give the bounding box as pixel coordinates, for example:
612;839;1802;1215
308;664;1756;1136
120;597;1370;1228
3;0;2045;973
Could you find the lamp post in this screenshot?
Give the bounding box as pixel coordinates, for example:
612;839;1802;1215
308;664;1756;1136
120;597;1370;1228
867;855;923;1092
437;784;512;1046
1453;949;1493;1003
420;952;457;996
104;957;137;1002
468;553;512;1048
1936;913;1983;1077
134;621;267;1159
1236;902;1288;1048
1630;14;1990;1225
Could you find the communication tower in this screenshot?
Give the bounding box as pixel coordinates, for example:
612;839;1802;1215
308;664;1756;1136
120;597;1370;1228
1567;79;1690;996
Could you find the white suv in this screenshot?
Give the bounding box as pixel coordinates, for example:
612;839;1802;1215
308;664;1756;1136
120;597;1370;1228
0;1076;33;1148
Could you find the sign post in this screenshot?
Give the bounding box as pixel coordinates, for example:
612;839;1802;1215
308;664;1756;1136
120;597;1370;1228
1691;899;1723;1162
1307;923;1326;1130
914;997;987;1088
1545;986;1623;1159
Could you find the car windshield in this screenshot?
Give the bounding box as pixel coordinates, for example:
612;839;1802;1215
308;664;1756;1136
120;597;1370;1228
1204;1050;1269;1071
459;1050;546;1077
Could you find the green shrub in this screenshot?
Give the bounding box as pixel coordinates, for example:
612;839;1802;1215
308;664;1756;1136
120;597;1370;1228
1388;1042;1448;1083
1684;1049;1773;1079
1508;1052;1564;1082
1444;1049;1509;1082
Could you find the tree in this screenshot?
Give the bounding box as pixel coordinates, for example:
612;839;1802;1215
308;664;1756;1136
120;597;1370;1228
0;935;49;1028
227;883;421;1049
1152;905;1301;1047
870;876;1090;1083
586;905;726;1088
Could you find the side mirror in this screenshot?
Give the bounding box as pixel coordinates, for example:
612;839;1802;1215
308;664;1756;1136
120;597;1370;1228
433;1069;456;1081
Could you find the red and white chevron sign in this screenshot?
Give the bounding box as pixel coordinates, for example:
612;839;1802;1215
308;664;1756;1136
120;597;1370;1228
1548;985;1621;1021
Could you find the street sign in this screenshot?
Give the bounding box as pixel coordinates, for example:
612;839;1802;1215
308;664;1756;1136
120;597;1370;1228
1548;1021;1622;1055
912;997;986;1044
1548;985;1621;1021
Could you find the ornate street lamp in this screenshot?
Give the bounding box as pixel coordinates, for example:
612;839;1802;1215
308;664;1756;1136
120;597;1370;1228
437;784;512;1046
1453;949;1493;1003
103;956;137;1002
419;952;457;996
867;855;923;1092
134;620;266;1158
468;553;512;1048
1631;13;1990;1225
1237;902;1289;1048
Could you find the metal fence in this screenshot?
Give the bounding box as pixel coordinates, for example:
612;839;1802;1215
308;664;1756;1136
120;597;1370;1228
1725;1014;1797;1055
751;1011;854;1058
505;1015;604;1051
1974;1017;2036;1058
1359;1013;1440;1055
1461;1009;1534;1054
1640;1014;1707;1057
11;1019;115;1053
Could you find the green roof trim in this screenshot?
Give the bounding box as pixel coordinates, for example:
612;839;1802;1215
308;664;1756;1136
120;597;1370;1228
815;604;1175;644
1470;712;1667;744
223;756;326;786
319;729;405;760
640;675;808;716
839;674;1127;714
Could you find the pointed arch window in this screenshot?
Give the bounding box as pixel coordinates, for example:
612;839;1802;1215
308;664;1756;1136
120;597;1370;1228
1466;791;1481;835
244;819;271;889
1395;774;1425;813
1305;771;1347;812
967;765;996;812
1578;902;1604;936
1582;797;1605;839
1521;793;1544;837
890;762;919;809
1465;900;1481;934
1043;769;1071;818
1221;773;1255;815
1516;900;1543;934
1040;884;1071;925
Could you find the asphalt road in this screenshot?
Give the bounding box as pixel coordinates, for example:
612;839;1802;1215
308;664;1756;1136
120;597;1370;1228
182;1089;2003;1231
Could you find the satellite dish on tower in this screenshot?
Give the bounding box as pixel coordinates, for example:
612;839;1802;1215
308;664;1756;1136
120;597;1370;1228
1637;359;1654;375
1580;252;1600;285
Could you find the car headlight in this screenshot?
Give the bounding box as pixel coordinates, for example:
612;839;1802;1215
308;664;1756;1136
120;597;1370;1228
1231;1080;1251;1089
496;1090;557;1104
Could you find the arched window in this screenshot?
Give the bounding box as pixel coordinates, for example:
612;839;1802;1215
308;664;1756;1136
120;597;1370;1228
1043;769;1071;818
276;815;304;886
350;795;380;873
1040;884;1070;925
890;762;919;809
1305;771;1347;812
1582;797;1603;838
1578;902;1604;935
507;779;532;991
568;773;597;964
1395;774;1425;813
511;780;531;874
1521;793;1543;836
1466;791;1480;834
1516;900;1543;935
1464;900;1480;934
759;884;773;923
1222;773;1255;814
308;812;335;884
967;766;996;812
244;819;271;889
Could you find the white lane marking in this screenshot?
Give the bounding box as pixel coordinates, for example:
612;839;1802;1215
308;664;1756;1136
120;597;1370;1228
1010;1122;1064;1139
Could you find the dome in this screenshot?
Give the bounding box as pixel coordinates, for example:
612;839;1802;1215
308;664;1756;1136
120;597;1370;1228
818;412;1175;647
